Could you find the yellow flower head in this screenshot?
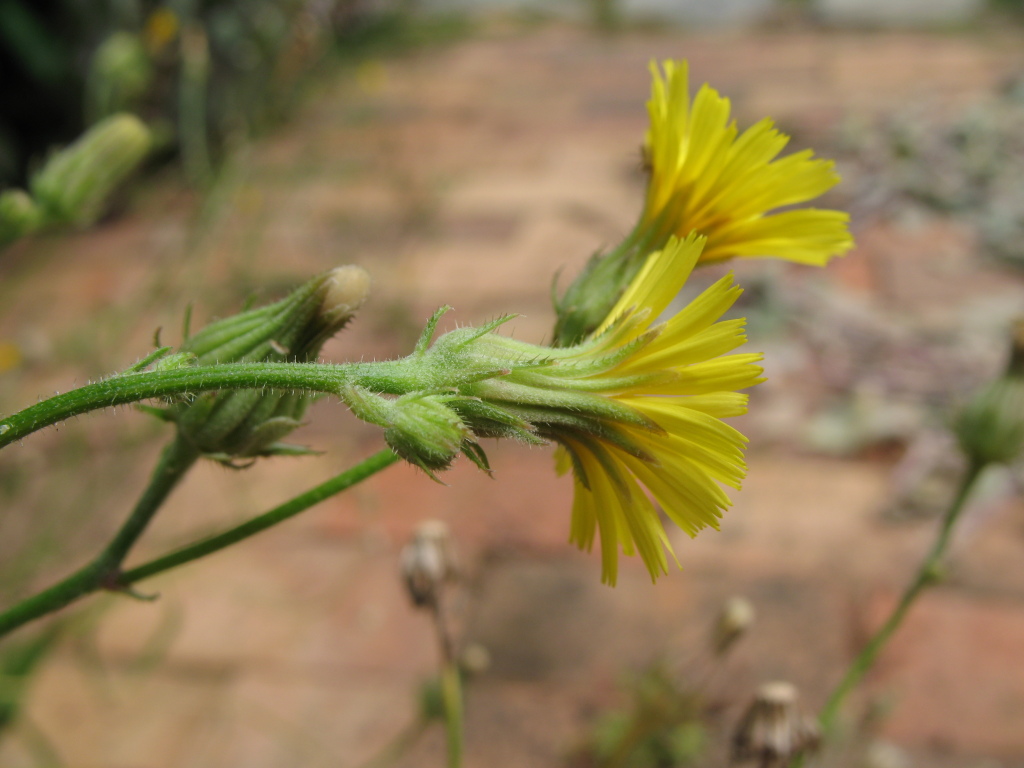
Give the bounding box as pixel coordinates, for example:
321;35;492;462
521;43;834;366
642;60;853;266
450;234;762;584
555;234;761;584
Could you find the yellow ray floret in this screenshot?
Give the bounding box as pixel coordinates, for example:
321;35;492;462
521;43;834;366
642;60;853;265
555;234;763;584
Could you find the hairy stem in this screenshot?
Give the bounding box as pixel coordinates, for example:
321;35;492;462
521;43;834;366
0;359;424;451
0;449;399;640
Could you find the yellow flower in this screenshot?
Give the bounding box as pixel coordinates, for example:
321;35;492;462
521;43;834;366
549;233;762;584
642;60;853;265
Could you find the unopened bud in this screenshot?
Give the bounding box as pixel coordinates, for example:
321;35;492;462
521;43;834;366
712;596;755;655
386;396;469;474
292;265;371;356
346;387;469;477
31;114;151;227
733;682;818;766
171;267;370;461
956;325;1024;468
400;520;458;608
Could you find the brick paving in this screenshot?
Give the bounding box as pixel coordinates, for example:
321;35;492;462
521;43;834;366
1;20;1024;768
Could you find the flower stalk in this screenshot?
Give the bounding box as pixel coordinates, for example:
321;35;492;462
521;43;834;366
0;449;399;639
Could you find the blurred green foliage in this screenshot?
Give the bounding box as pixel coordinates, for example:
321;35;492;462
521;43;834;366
0;0;420;192
572;664;708;768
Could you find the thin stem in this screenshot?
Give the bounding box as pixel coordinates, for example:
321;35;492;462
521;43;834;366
0;437;198;638
440;661;464;768
817;460;985;733
101;436;199;567
430;592;462;768
0;449;399;640
0;359;417;451
121;449;399;584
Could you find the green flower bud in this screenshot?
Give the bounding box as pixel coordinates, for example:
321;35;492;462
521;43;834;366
386;395;469;474
31;114;152;227
0;190;43;246
956;320;1024;468
956;375;1024;467
345;386;470;477
171;266;370;463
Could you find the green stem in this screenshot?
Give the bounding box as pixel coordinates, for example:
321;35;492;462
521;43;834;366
0;437;198;638
441;661;464;768
101;436;199;566
817;460;985;733
0;359;419;451
0;449;399;640
121;448;399;584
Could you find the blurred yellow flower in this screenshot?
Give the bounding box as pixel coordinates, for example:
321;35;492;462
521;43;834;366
642;60;853;265
144;8;179;55
0;342;21;374
552;234;762;584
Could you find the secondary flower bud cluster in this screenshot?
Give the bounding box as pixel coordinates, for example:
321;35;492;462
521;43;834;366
0;114;152;247
169;265;370;463
31;114;152;228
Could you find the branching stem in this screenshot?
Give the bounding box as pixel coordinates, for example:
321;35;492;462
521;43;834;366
0;449;399;640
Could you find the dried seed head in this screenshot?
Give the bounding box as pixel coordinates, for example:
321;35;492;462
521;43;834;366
733;682;818;766
712;596;755;655
400;520;458;608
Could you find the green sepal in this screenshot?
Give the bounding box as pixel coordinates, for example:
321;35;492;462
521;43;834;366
461;440;492;474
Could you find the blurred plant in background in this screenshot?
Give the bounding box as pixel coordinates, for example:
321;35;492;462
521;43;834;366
839;73;1024;267
0;0;468;249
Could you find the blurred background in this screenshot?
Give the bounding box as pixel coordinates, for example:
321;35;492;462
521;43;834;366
2;1;1024;766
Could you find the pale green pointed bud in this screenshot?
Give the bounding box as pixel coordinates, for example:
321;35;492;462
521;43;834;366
387;396;469;473
955;320;1024;467
0;190;43;246
181;265;370;366
172;267;370;462
31;114;152;227
346;387;469;475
